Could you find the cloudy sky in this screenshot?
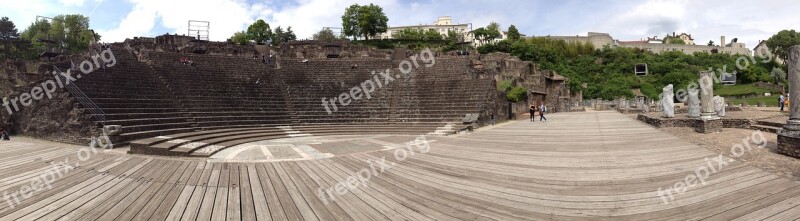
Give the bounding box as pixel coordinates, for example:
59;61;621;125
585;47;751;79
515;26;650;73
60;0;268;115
1;0;798;49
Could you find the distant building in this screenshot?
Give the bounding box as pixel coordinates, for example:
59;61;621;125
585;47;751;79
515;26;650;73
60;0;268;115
663;32;695;45
373;16;476;45
754;40;783;64
538;32;751;55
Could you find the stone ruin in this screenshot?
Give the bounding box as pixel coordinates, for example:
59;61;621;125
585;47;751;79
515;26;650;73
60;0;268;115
661;84;675;118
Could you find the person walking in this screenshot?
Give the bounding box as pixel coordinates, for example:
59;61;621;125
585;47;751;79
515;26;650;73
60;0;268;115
529;105;536;122
0;127;9;141
539;104;548;121
780;93;786;112
490;113;495;125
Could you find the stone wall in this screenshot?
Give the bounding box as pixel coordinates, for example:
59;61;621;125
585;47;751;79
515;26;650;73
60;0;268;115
1;60;100;144
479;52;576;113
754;82;784;93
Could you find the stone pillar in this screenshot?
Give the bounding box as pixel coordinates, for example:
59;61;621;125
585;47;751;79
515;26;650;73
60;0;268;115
699;71;718;120
662;84;675;118
687;89;700;118
778;45;800;158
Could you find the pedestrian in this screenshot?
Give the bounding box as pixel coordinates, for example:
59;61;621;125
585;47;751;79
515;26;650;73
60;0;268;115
0;127;9;141
529;105;536;122
539;104;548;121
490;113;495;125
780;93;786;111
786;93;791;110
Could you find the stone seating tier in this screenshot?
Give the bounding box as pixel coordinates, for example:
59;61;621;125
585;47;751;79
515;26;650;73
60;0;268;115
63;47;492;152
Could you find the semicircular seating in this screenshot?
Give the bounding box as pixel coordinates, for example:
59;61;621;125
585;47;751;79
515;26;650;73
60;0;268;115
71;46;493;156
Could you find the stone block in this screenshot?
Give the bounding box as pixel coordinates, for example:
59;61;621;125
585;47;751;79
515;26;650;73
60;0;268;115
777;129;800;158
694;118;722;134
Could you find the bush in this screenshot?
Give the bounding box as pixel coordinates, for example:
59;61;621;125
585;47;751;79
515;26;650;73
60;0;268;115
497;80;513;92
506;86;527;103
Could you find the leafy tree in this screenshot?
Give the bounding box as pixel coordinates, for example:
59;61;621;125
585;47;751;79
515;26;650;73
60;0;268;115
49;14;97;52
230;31;249;45
270;26;296;46
341;4;362;40
20;19;51;59
0;17;20;59
246;19;272;45
667;38;685;44
472;23;502;45
766;29;800;62
507;25;521;41
312;28;337;41
497;80;513;92
445;30;461;42
707;40;714;46
506;86;527;103
341;3;388;40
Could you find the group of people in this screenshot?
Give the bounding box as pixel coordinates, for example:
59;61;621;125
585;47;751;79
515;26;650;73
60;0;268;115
179;57;195;66
529;104;548;122
780;93;790;112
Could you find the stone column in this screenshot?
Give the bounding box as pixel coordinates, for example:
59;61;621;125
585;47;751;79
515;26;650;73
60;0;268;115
778;45;800;158
699;71;718;120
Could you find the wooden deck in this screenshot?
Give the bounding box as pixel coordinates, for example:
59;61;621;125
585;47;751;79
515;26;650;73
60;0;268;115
0;111;798;220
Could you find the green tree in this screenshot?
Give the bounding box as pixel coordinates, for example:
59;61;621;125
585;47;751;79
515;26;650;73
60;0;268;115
766;29;800;62
341;3;388;40
506;86;528;103
49;14;97;52
270;26;297;46
707;40;714;46
246;19;272;45
230;31;249;45
507;25;521;41
20;18;51;59
0;17;20;60
667;38;685;44
312;28;337;41
341;4;362;40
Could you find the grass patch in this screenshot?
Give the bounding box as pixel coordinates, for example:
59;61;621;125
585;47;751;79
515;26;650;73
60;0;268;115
729;95;781;106
716;84;778;97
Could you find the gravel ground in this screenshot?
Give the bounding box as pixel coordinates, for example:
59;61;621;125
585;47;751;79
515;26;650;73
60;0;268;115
625;109;800;181
660;127;800;181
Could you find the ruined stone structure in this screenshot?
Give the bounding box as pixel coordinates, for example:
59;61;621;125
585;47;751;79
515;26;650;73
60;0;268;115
687;89;700;118
778;45;800;158
661;84;675;118
2;37;500;155
479;52;576;112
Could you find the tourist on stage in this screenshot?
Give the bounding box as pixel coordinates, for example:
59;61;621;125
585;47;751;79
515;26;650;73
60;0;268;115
0;127;9;141
539;104;548;121
529;105;536;122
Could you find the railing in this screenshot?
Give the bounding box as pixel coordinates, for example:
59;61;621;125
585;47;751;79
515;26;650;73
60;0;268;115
53;65;107;125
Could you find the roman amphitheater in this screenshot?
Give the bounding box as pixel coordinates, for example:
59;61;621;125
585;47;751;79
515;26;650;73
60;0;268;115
0;36;798;220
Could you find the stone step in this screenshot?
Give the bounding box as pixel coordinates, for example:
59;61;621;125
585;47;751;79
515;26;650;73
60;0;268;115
750;124;782;134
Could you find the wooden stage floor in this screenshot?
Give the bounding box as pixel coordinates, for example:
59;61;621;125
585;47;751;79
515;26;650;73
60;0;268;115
0;111;798;220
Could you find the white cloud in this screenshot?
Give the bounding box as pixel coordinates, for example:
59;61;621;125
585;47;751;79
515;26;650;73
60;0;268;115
58;0;86;7
4;0;800;50
97;0;255;42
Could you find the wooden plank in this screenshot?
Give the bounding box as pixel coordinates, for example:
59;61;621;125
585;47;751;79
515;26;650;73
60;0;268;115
239;164;257;221
262;163;301;220
272;162;322;221
227;164;243;221
182;162;215;220
147;161;202;221
196;166;221;220
211;163;231;221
